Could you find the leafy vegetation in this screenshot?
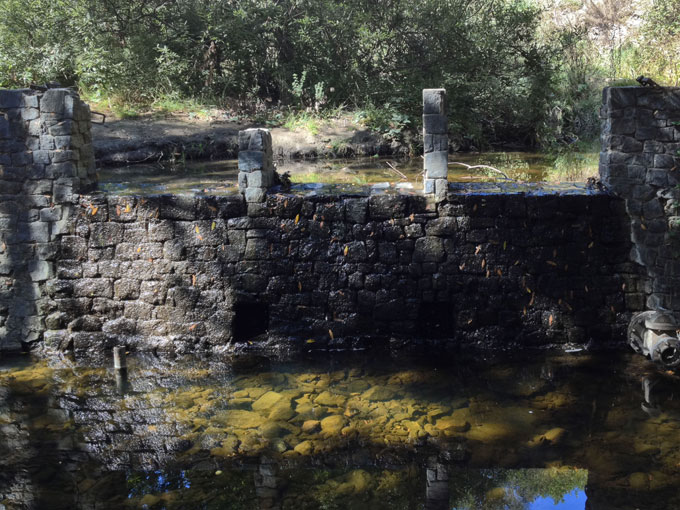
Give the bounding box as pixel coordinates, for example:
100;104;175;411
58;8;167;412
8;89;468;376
0;0;676;148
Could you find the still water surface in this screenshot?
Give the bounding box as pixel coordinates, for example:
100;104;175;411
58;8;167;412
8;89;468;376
0;349;677;509
97;152;598;196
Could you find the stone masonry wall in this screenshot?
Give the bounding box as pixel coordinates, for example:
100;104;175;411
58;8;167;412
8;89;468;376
0;89;95;351
0;87;648;355
41;189;640;356
600;86;680;311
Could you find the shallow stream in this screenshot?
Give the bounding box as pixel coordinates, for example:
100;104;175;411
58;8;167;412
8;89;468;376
97;152;598;196
1;349;678;509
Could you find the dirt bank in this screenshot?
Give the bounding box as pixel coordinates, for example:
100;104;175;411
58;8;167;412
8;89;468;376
92;113;408;167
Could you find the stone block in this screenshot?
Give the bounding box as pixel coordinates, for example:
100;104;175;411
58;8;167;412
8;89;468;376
90;223;125;247
48;120;73;136
245;187;266;203
73;278;113;298
247;170;273;188
41;89;74;118
423;134;448;153
114;279;140;300
620;136;643;153
27;260;53;281
369;195;407;219
0;89;23;108
424;151;448;179
11;152;32;166
605;87;637;110
16;221;49;243
423;114;448;135
40;135;55;150
54;136;71;149
425;217;457;236
423;89;447;115
645;169;668;187
32;150;50;165
424;178;436;194
344;198;368;223
636;127;660;140
0;115;9;139
21;108;39;121
239;150;265;172
413;236;445;262
654;154;675;168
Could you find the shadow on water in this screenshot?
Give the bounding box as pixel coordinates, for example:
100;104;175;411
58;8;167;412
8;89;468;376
1;350;680;509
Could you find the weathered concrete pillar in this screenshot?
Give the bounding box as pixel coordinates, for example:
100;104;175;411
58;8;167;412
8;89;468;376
0;88;95;352
423;89;448;200
238;128;274;203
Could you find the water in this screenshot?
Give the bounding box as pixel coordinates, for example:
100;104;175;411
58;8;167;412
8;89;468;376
96;152;598;196
1;349;678;509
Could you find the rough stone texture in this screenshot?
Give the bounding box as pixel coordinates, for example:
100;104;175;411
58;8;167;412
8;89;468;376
423;89;448;199
0;88;95;351
238;128;274;203
600;86;680;311
38;190;639;354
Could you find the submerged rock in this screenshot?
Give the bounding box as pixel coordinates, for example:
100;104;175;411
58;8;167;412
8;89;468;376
320;414;346;436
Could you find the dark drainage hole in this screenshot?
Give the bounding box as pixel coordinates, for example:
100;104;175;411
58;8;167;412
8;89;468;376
418;302;453;338
233;303;269;342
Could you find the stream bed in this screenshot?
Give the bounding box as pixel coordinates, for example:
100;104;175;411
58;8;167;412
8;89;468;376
96;152;598;196
0;349;678;509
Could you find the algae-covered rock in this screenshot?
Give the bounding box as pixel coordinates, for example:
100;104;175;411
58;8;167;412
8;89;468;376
629;472;649;490
294;440;314;455
268;400;295;421
362;386;396;402
435;408;471;433
302;420;321;433
252;391;284;412
315;390;346;407
214;410;266;429
320;414;346;436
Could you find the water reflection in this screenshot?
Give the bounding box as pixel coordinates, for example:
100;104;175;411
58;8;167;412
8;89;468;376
96;152;598;196
0;350;679;509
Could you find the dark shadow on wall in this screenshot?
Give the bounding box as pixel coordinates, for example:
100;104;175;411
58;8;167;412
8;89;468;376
0;92;44;353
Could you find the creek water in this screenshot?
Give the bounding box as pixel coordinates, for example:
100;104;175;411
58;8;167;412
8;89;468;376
0;349;678;509
96;152;598;196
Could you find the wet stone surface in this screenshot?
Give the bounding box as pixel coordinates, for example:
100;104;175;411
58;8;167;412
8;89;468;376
0;350;679;509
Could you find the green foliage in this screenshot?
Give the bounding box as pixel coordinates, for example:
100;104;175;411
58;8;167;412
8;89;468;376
0;0;560;146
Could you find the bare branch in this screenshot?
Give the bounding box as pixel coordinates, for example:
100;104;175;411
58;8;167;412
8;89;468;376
448;162;514;181
385;161;408;181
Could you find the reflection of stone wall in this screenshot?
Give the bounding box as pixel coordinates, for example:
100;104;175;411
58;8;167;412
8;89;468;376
42;189;639;354
600;87;680;311
0;88;95;351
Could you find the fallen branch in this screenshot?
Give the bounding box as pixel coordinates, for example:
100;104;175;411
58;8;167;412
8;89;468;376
385;161;408;181
448;162;513;181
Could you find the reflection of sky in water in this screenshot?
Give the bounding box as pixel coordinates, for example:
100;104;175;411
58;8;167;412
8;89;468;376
529;489;586;509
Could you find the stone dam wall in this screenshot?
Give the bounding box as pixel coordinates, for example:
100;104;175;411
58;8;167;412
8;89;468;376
0;87;663;355
37;189;641;355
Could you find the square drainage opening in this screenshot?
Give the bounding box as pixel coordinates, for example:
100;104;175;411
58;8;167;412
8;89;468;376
233;302;269;342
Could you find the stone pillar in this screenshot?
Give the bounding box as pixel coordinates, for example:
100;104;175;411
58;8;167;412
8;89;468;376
0;88;95;351
600;86;680;311
238;128;274;203
423;89;448;200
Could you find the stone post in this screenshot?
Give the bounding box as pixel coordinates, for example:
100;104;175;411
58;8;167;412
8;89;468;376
238;128;274;203
423;89;448;200
0;88;95;351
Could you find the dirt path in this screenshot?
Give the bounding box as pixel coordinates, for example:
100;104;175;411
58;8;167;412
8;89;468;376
92;113;405;167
